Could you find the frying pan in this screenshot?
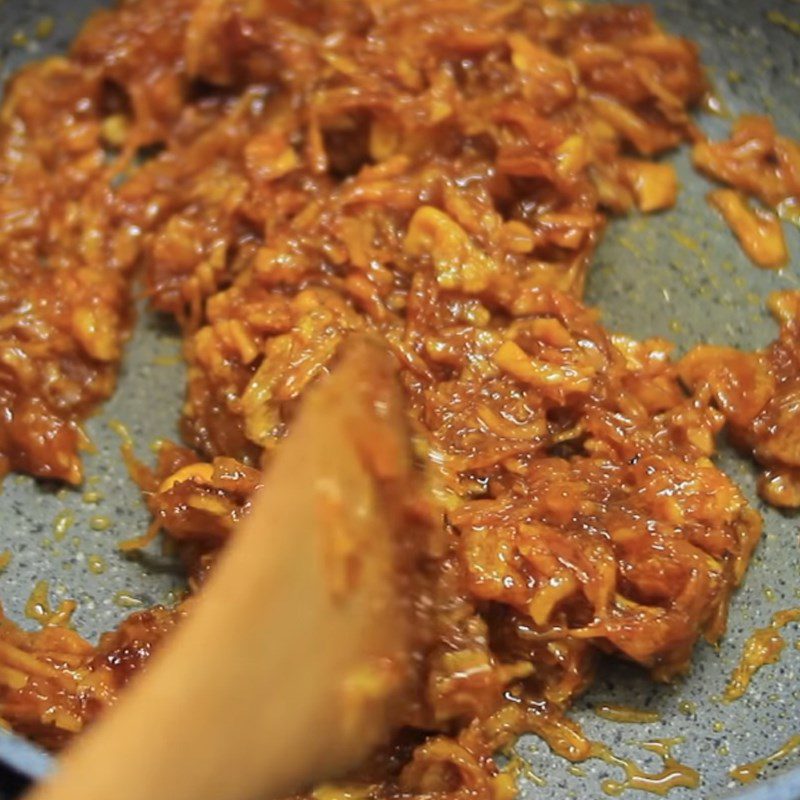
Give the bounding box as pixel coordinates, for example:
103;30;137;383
0;1;799;799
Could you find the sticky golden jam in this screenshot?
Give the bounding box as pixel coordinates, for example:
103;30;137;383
0;0;797;796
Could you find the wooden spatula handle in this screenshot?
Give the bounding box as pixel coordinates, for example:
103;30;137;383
29;337;419;800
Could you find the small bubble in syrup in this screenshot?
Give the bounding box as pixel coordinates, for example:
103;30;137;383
113;591;143;609
53;509;75;542
90;515;112;532
567;765;586;778
678;699;696;716
87;555;106;575
35;17;54;40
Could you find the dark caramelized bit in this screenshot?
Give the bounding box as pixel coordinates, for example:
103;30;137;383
0;604;187;750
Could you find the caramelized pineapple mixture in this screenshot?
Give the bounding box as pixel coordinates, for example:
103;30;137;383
0;1;798;796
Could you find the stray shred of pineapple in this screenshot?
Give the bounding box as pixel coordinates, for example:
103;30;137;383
708;189;788;269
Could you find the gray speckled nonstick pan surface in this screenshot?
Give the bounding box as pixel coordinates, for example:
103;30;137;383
1;1;800;798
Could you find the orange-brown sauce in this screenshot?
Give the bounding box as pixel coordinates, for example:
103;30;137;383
591;738;700;797
23;581;75;627
725;608;800;701
593;704;662;725
731;734;800;784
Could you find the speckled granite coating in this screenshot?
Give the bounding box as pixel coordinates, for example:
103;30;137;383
1;1;800;798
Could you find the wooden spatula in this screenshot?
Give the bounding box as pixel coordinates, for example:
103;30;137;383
29;336;430;800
